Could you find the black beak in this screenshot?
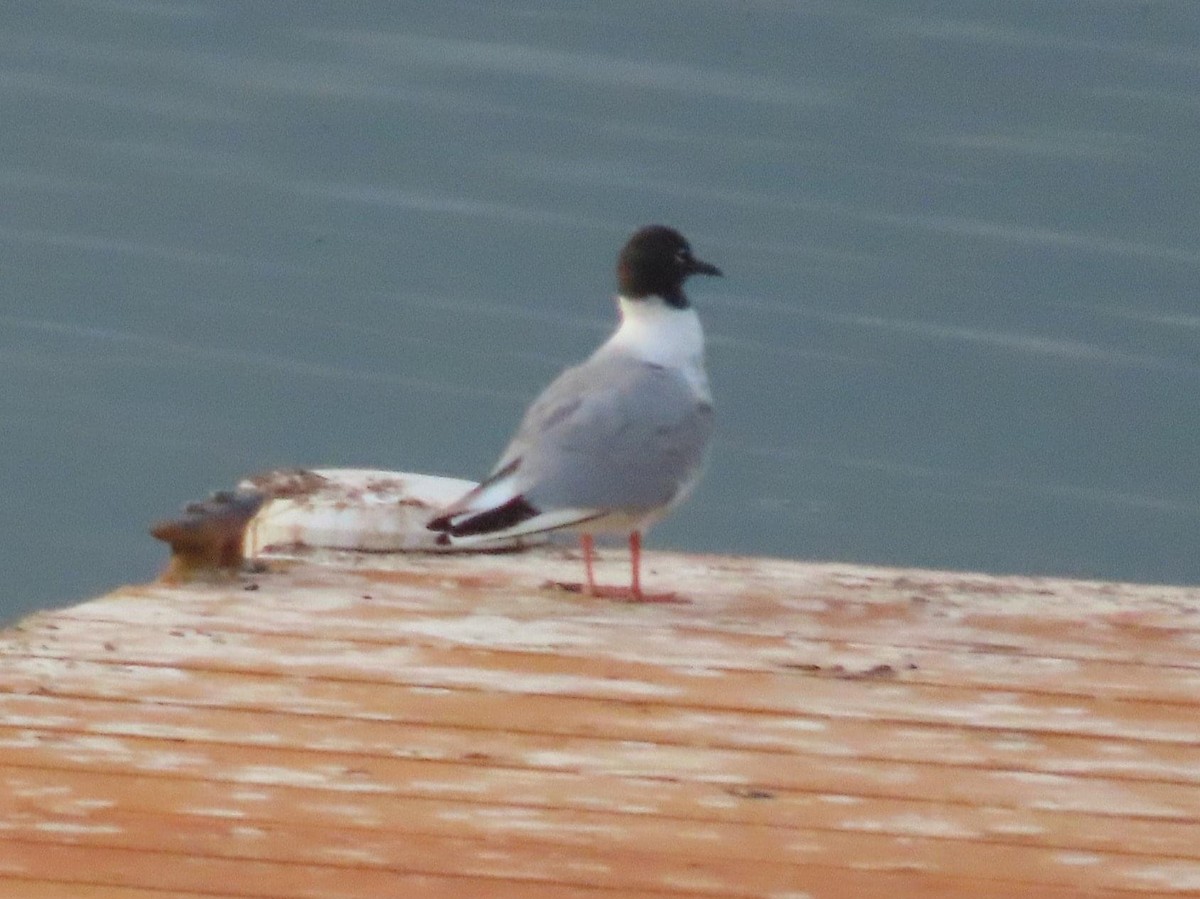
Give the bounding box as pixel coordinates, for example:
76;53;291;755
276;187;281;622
690;258;723;277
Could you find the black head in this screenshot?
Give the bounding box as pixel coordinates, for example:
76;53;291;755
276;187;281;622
616;225;722;309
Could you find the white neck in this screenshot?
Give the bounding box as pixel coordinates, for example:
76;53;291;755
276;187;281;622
599;295;710;398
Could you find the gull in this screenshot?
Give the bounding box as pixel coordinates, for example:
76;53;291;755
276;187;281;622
428;225;720;601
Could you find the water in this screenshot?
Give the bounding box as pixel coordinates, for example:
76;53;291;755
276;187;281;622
3;1;1198;622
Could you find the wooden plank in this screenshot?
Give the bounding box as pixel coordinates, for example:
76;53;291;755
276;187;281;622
15;606;1200;707
0;882;213;899
0;844;1117;899
6;606;1200;746
0;843;679;899
3;630;1198;780
0;758;1195;854
1;690;1198;821
3;682;1198;795
1;549;1199;897
2;804;1170;898
4;760;1200;868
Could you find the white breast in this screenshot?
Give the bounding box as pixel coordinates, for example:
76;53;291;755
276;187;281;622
600;296;711;401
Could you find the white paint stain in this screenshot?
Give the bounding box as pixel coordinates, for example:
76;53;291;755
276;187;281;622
1130;864;1200;891
180;806;246;818
399;615;597;649
233;765;332;788
844;814;977;839
403;666;682;698
34;821;123;835
230;790;271;802
321;846;387;865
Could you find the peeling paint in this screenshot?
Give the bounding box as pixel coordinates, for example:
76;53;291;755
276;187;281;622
403;666;682;698
397;615;599;649
843;814;978;839
232;765;333;788
320;846;387;865
1130;864;1200;891
180;806;247;819
98;722;218;742
34;821;123;835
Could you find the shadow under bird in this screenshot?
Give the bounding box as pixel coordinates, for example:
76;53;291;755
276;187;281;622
428;225;721;601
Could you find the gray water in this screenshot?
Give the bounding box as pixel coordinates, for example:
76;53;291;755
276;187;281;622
3;1;1198;622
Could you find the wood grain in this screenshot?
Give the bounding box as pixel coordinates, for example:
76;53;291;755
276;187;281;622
1;547;1198;897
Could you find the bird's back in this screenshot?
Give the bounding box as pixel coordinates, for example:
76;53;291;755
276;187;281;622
496;351;713;515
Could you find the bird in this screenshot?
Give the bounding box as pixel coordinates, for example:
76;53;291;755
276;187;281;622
427;225;720;602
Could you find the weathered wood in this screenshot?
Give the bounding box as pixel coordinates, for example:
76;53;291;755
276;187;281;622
1;547;1199;896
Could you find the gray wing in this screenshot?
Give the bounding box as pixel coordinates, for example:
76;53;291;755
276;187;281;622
493;354;713;513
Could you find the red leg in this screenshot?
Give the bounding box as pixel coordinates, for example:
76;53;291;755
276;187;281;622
625;531;686;603
545;531;686;603
580;533;596;596
629;531;643;600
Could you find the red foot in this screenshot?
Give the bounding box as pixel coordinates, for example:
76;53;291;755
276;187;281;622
543;581;690;604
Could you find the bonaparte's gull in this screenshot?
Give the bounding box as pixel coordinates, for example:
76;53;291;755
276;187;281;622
428;225;721;601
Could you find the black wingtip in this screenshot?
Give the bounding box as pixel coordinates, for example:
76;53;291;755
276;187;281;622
430;496;540;539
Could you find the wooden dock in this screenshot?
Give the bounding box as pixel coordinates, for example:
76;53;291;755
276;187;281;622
2;545;1199;897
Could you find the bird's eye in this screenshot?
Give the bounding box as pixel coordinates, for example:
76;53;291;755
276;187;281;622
675;248;691;263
